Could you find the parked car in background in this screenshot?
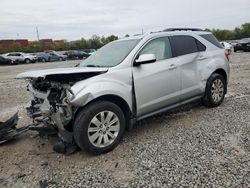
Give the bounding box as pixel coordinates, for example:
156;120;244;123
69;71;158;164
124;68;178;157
3;52;37;64
228;40;238;48
82;49;96;55
234;38;250;52
17;28;230;154
46;52;67;61
67;50;90;60
0;55;16;65
58;51;69;56
220;41;233;54
36;53;51;62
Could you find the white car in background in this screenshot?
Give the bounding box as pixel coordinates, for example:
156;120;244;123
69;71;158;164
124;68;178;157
4;52;37;64
220;42;233;54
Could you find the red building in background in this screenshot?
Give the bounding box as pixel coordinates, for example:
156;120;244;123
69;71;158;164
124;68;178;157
0;39;64;52
0;39;29;49
39;39;53;49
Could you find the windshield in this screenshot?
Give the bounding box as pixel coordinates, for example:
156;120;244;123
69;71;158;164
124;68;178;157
79;39;140;67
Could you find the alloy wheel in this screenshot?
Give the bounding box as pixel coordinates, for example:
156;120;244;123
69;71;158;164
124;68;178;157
87;111;120;148
211;79;224;103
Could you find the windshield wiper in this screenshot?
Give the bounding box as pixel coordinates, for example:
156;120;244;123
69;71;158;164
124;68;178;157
85;65;102;67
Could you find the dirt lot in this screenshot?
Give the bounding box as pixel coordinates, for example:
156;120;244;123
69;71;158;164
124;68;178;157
0;54;249;187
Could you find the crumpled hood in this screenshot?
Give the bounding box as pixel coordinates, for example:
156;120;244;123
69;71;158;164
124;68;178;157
16;67;108;79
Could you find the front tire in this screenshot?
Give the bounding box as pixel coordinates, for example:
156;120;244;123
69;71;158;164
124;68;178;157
73;101;126;154
25;58;31;64
203;73;226;107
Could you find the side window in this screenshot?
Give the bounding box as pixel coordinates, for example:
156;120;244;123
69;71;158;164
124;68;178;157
172;36;198;56
139;37;172;61
196;40;206;52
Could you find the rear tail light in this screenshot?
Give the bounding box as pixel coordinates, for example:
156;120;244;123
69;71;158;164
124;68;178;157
224;50;230;61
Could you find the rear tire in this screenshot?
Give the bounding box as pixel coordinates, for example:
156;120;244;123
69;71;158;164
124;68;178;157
59;57;63;61
202;73;226;107
73;101;126;155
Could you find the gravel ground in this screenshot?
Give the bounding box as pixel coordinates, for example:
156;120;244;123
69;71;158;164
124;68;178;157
0;53;249;187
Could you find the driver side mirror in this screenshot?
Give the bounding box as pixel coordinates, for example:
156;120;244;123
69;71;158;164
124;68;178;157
135;54;156;65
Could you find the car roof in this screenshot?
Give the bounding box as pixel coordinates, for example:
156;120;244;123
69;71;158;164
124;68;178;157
240;38;250;43
118;30;211;42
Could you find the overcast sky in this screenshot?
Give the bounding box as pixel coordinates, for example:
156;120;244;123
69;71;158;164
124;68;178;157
1;0;250;40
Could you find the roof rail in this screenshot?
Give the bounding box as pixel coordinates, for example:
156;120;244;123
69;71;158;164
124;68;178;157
163;28;203;32
133;34;144;36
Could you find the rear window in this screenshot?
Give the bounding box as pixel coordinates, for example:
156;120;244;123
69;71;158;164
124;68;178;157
200;34;223;48
171;36;198;56
196;40;206;51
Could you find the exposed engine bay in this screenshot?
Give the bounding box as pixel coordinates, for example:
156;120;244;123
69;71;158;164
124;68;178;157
25;71;105;146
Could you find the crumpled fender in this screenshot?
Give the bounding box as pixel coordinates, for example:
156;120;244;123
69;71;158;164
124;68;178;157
69;80;133;111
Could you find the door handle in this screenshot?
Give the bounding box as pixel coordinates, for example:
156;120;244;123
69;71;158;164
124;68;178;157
197;55;207;61
168;64;177;70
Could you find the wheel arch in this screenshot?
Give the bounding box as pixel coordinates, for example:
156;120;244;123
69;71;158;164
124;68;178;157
213;68;227;84
73;94;134;131
212;68;228;93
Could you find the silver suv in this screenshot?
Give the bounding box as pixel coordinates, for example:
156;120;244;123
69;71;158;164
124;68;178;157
17;28;230;154
4;52;37;64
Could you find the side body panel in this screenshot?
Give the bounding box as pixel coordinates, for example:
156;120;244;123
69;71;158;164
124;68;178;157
133;58;181;117
177;53;201;101
70;67;133;111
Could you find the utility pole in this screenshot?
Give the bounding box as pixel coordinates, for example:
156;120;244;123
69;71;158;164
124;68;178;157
36;27;40;41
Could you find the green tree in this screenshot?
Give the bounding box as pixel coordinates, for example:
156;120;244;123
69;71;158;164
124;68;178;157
88;35;102;49
106;35;118;43
10;43;22;52
240;23;250;39
25;41;43;53
209;22;250;40
100;36;108;45
0;45;7;54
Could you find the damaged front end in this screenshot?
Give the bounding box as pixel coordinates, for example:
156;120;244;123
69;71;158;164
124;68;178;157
16;67;108;150
0;113;19;144
26;78;75;143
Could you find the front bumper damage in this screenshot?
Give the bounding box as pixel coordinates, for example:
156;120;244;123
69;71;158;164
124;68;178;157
25;81;79;153
12;68;108;153
0;113;20;144
0;113;57;144
0;82;78;154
